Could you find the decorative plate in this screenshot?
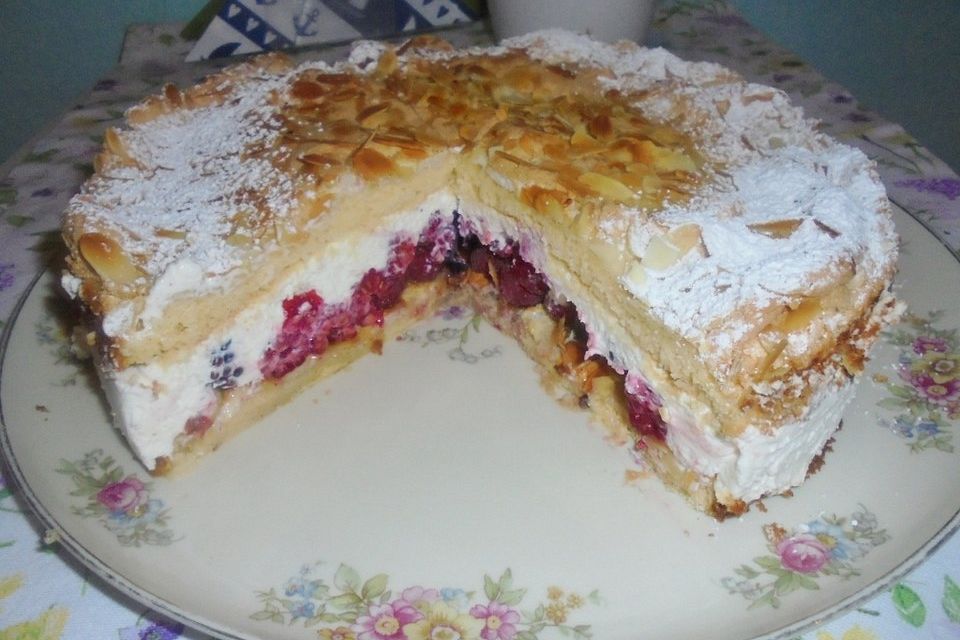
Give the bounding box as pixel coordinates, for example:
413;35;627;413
2;206;959;640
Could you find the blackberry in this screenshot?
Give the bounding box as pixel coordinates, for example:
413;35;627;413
209;339;244;390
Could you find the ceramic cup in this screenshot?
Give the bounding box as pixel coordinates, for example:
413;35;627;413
488;0;658;43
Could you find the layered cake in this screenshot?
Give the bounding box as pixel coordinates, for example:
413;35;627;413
61;31;901;518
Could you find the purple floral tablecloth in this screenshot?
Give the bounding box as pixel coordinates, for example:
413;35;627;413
1;2;959;638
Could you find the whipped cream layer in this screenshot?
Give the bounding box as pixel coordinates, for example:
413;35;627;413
97;192;456;465
662;371;853;505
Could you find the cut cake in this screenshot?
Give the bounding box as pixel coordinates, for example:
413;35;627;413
61;31;901;518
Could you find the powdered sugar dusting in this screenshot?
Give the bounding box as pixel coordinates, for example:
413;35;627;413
69;66;297;282
622;142;896;362
499;30;896;363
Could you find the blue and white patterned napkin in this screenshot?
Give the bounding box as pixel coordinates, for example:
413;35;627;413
186;0;483;60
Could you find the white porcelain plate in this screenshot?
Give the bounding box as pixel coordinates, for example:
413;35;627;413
2;207;959;640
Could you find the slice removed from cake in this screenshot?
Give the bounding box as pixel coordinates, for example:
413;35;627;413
61;31;901;517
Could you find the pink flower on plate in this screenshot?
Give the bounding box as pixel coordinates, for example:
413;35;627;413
912;374;960;406
470;601;521;640
96;476;148;516
913;335;949;355
398;586;440;611
776;533;830;573
355;602;423;640
910;351;960;384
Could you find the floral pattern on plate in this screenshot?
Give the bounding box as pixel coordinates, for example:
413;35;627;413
55;449;176;547
877;311;959;452
2;5;960;639
722;506;889;609
252;564;599;639
117;613;185;640
34;312;86;388
396;310;503;365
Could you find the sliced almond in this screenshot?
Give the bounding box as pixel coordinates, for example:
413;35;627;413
577;172;636;203
755;338;788;376
570;125;598;151
587;114;614;140
503;66;540;94
651;147;698;173
490;151;559;189
781;297;822;332
310;72;355;85
163;83;183;107
667;223;703;253
643;234;684;270
298;153;340;168
155;228;186;240
373;49;398;77
356;102;390;127
641;174;663;193
103;128;134;165
78;232;142;285
520;185;568;217
352;147;396;180
290;79;326;101
625;260;648;287
747;218;803;239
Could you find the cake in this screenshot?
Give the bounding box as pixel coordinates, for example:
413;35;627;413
60;31;901;518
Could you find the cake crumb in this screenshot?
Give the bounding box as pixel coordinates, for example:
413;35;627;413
624;469;650;485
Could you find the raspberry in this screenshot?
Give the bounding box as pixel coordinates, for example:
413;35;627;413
497;255;548;307
322;309;358;343
260;221;457;380
261;290;328;379
468;245;493;274
184;414;213;436
625;382;667;441
406;241;442;281
353;269;405;327
389;239;417;275
282;290;324;325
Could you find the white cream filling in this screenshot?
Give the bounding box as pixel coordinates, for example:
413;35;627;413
664;377;853;505
107;191;457;466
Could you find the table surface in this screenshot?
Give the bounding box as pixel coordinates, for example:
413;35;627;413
1;3;959;639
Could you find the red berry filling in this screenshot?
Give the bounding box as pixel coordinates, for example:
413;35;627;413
184;414;213;436
464;239;548;308
552;297;668;442
625;378;667;441
260;216;456;380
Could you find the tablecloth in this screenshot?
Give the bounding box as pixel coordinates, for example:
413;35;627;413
1;2;959;638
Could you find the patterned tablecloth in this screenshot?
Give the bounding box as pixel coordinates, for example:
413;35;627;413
1;2;959;639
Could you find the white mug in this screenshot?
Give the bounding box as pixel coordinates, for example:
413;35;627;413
488;0;658;43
